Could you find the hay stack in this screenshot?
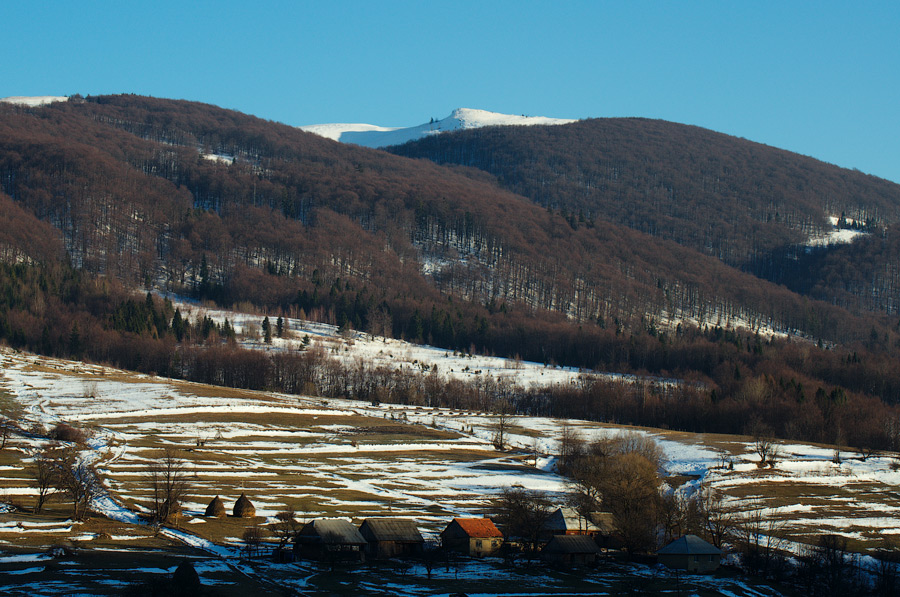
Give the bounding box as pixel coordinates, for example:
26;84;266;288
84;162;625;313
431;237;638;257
205;495;227;518
233;493;256;518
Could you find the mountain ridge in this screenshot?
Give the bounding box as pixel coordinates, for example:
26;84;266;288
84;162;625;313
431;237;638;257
388;117;900;316
300;107;576;147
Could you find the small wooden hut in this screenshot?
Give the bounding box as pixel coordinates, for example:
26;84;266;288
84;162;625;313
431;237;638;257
204;496;227;517
657;534;722;573
541;535;601;566
358;518;425;559
233;493;256;518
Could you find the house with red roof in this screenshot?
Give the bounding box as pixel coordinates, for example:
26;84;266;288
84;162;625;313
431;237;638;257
440;518;504;557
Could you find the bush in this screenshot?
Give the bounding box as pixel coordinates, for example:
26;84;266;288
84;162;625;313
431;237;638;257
49;423;88;444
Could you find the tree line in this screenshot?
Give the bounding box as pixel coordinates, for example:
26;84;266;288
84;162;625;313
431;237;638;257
2;260;900;450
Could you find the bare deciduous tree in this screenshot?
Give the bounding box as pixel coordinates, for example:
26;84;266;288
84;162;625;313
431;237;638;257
491;400;516;450
146;448;191;524
557;421;585;476
493;486;554;554
243;524;265;558
272;507;300;548
0;417;16;450
49;445;102;520
31;447;59;514
735;501;787;576
569;433;666;553
696;482;735;548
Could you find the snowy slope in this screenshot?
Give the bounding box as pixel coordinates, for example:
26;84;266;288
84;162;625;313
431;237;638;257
300;108;576;148
0;95;69;107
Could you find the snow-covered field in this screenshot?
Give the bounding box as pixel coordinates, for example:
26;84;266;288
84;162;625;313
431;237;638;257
164;295;661;390
1;309;899;593
300;107;576;148
2;341;898;550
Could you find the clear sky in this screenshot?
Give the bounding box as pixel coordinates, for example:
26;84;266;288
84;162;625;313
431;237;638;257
3;1;899;183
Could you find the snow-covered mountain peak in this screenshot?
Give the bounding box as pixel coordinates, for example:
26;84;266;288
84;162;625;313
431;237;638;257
0;96;69;107
300;108;576;148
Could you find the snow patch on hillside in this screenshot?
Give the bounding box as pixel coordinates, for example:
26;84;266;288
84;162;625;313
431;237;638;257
0;96;69;107
806;215;869;247
300;108;576;148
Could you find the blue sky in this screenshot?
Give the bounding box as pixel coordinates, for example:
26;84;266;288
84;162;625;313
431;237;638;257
3;1;899;182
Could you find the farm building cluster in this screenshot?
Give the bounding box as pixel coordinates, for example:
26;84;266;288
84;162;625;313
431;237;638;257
213;495;719;572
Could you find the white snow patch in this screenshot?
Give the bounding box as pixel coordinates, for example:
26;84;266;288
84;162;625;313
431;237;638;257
0;96;69;107
807;216;869;247
301;108;576;148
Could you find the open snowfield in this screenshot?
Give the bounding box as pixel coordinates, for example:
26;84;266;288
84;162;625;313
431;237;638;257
0;313;898;593
163;294;664;391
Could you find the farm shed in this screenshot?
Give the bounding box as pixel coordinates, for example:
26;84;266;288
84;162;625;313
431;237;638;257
657;534;722;573
294;518;368;562
358;518;425;559
233;493;256;518
440;518;503;557
589;511;623;551
540;507;601;539
204;496;226;517
541;534;601;566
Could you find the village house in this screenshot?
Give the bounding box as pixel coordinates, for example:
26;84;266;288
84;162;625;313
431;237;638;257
294;518;368;562
541;534;602;566
540;507;601;540
358;518;425;559
440;518;503;557
657;534;722;573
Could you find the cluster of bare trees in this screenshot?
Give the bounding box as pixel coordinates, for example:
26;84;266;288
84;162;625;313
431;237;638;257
563;430;666;553
30;442;103;520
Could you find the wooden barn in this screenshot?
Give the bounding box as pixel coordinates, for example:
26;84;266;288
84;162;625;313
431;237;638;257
294;519;368;562
440;518;503;557
540;507;601;539
657;534;722;573
358;518;425;559
541;534;601;566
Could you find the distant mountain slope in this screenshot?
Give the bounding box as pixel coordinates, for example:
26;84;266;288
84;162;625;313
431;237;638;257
301;108;576;148
0;94;889;354
389;119;900;293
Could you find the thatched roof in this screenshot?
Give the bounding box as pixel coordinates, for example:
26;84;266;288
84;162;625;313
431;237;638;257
658;534;721;556
296;519;367;546
204;496;226;517
542;535;601;555
358;518;424;543
233;493;256;518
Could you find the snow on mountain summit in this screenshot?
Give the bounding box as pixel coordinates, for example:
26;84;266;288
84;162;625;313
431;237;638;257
0;96;69;107
300;108;576;148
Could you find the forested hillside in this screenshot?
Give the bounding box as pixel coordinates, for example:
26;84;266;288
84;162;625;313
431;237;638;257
3;95;900;448
0;95;878;345
389;119;900;314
